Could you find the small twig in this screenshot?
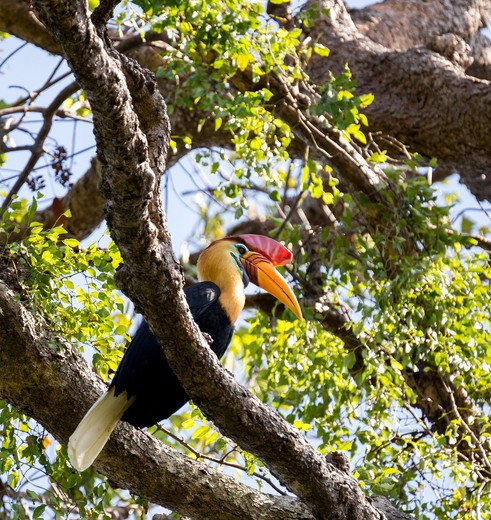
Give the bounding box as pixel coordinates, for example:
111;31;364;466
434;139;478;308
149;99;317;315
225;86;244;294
475;480;487;520
451;206;491;225
7;70;74;109
440;378;491;476
0;105;91;123
273;187;306;239
154;424;287;494
1;81;80;213
0;42;28;71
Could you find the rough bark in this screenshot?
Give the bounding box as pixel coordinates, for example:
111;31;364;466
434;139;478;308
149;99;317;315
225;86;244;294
0;0;60;54
2;0;491;207
351;0;490;55
0;0;487;517
0;0;486;481
302;0;491;201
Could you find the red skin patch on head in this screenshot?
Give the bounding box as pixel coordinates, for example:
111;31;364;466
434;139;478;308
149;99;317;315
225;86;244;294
226;234;292;266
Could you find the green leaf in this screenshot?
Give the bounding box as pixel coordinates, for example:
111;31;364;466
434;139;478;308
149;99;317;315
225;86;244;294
343;351;356;369
63;238;80;247
33;505;47;519
191;425;210;440
313;44;330;57
182;419;195;430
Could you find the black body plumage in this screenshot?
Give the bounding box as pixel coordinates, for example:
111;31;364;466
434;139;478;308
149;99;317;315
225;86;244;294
110;282;234;428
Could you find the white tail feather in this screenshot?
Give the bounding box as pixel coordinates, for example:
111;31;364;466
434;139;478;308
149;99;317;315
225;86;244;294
68;387;133;471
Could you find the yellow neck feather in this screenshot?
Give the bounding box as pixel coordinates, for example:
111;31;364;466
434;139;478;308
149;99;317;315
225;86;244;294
197;241;245;324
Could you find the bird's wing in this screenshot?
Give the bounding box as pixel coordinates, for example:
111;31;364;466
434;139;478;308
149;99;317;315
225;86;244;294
111;282;221;399
185;281;233;358
184;281;221;319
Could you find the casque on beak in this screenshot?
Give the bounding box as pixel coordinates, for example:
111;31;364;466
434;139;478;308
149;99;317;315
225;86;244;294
240;251;303;321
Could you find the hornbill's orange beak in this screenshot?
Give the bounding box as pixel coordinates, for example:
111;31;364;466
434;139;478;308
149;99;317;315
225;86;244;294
240;251;303;321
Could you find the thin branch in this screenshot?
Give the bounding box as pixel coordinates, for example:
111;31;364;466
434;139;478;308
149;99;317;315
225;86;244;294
1;81;80;212
0;105;91;123
0;276;316;520
154;424;287;495
440;378;491;476
0;41;28;71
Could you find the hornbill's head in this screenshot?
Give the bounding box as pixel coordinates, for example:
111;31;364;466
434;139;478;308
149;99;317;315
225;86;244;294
197;234;303;322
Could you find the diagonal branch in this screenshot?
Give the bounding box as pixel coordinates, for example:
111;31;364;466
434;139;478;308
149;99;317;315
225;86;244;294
302;0;491;201
3;0;491;201
0;0;60;54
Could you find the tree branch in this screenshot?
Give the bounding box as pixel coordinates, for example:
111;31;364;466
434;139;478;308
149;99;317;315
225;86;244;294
4;0;491;203
0;0;60;54
1;81;80;212
303;0;491;201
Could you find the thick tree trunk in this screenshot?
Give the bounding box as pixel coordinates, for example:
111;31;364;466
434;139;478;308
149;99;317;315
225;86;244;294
3;0;419;518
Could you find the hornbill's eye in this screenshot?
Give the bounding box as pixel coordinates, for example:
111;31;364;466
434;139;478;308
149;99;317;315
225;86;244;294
234;243;249;256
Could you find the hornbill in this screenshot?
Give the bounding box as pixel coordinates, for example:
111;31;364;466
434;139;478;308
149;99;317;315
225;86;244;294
68;234;303;471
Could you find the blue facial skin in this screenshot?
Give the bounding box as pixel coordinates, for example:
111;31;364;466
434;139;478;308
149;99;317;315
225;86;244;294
231;244;250;288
